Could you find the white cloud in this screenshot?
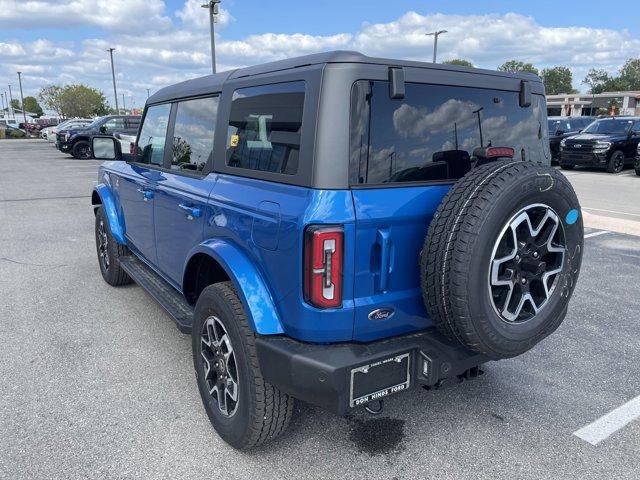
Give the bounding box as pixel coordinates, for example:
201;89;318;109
0;0;171;32
1;7;639;110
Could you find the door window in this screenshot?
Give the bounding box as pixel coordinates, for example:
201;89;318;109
170;96;219;173
135;104;171;166
226;81;305;175
102;117;125;133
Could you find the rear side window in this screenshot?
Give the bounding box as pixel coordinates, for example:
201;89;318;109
350;81;547;185
226;81;304;175
136;104;171;166
103;117;125;133
170;96;219;173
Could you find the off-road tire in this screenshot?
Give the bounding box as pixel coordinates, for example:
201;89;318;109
192;282;294;450
72;140;92;159
606;150;625;174
95;206;132;286
420;161;583;359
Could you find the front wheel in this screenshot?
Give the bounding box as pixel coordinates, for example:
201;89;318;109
72;140;92;159
634;158;640;176
607;150;625;173
192;282;294;450
95;206;132;286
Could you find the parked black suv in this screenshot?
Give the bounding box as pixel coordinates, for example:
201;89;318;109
548;116;593;163
560;117;640;173
56;115;140;159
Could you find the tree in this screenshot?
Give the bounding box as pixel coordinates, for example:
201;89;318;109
442;59;474;68
583;58;640;93
38;85;64;116
10;99;20;110
541;66;576;95
58;84;109;118
497;60;539;75
22;96;43;117
618;58;640;90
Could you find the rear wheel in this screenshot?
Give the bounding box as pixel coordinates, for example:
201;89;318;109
72;140;92;159
192;282;294;450
606;150;625;173
421;161;583;359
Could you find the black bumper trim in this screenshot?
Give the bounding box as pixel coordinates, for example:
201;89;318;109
256;328;487;415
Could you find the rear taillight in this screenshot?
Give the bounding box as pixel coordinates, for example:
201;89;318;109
485;147;515;158
304;226;343;309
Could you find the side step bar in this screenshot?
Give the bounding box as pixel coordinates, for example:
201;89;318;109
119;255;193;334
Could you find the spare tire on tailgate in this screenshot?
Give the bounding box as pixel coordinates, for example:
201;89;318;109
421;161;583;359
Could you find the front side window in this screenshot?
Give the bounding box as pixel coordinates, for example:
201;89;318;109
350;81;548;185
226;81;305;175
135;104;171;166
171;96;219;173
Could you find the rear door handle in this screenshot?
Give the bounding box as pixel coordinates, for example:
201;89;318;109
178;203;202;220
136;188;153;201
376;229;392;292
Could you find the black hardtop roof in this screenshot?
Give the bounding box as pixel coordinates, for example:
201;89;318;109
147;50;542;105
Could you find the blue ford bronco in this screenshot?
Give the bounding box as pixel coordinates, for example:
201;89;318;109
91;51;584;449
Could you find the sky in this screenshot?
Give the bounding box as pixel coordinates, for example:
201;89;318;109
1;0;639;111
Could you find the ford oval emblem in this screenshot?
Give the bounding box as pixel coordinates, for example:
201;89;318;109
368;308;395;321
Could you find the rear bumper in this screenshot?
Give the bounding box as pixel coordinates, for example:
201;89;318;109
256;328;487;415
560;150;607;166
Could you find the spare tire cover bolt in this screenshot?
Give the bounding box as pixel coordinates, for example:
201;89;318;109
521;278;527;284
533;251;539;258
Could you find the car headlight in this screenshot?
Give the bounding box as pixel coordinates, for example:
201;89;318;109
560;138;567;148
593;141;611;152
637;143;640;154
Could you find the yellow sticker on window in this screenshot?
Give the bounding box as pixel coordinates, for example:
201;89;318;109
230;134;239;147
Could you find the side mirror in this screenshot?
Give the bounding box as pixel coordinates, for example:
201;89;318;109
92;136;122;160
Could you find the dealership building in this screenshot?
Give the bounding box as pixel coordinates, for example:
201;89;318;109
546;91;640;117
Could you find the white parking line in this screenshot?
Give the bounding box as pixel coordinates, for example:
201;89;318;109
583;207;640;218
574;394;640;446
584;230;610;239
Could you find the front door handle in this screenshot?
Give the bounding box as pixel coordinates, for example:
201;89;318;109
136;188;154;201
178;203;202;220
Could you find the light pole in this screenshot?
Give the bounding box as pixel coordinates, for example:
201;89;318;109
17;72;27;125
425;30;448;63
1;93;4;117
122;93;126;114
473;107;484;147
146;88;150;98
201;0;221;74
107;48;119;114
8;84;15;119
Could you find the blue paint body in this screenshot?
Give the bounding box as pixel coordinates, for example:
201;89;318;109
94;161;451;343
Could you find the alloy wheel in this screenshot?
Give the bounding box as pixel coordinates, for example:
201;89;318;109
97;219;109;271
488;204;566;323
200;316;239;417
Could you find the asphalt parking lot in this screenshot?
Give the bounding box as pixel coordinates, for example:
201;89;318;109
1;139;639;479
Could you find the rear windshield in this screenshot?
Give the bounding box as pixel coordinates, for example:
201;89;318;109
349;81;548;185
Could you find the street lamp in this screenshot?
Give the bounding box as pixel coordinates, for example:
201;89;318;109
17;72;27;126
8;84;15;119
107;48;119;114
1;93;5;116
425;30;448;63
201;0;221;74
